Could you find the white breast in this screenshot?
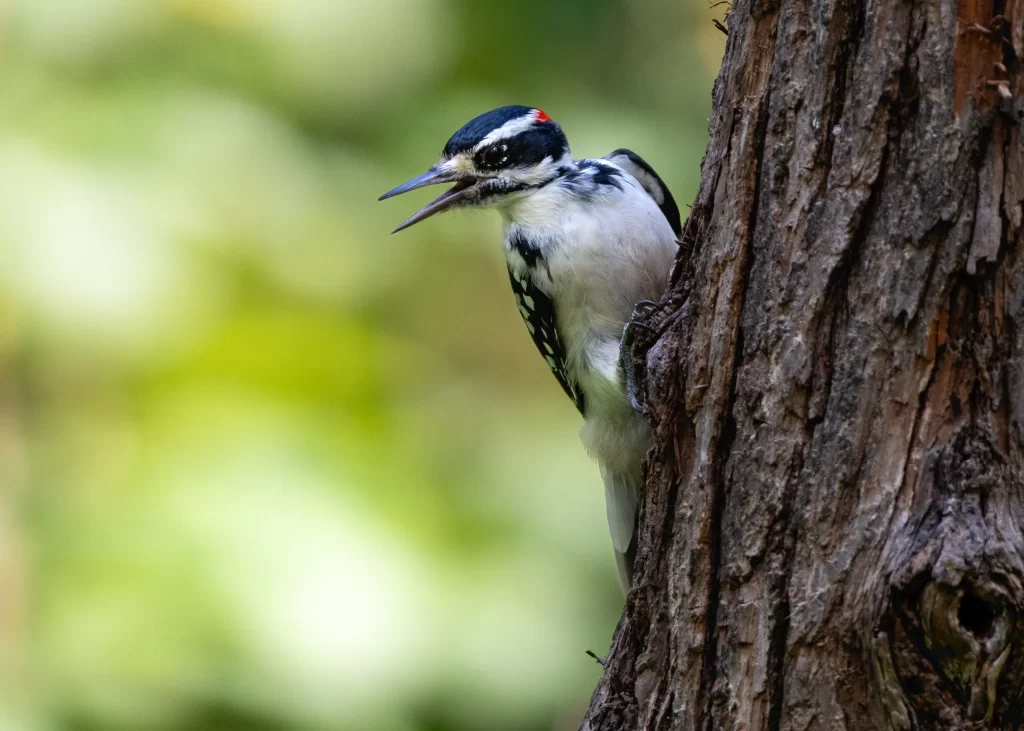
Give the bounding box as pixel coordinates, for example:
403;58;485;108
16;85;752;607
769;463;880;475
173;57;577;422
503;171;677;419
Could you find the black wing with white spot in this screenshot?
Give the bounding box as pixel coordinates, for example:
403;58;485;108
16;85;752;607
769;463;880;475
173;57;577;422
604;148;682;237
507;268;585;415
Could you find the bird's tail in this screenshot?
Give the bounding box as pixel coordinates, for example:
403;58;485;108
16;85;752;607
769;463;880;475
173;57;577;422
602;465;639;591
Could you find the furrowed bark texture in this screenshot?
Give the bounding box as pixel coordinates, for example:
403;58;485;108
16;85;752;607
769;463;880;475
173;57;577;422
581;0;1024;729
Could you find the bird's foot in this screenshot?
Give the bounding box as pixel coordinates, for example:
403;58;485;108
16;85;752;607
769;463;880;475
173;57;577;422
632;299;665;319
618;300;665;413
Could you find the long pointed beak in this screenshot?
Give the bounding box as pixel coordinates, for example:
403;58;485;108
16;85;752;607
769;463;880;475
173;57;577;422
379;166;478;233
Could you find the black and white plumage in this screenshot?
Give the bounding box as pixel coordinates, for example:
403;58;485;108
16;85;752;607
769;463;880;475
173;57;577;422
507;257;584;414
380;106;679;589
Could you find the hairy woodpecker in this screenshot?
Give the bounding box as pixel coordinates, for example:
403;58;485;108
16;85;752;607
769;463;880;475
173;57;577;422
380;106;680;589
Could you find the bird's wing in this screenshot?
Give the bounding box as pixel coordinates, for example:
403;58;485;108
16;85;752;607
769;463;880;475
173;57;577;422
604;148;682;237
507;267;585;415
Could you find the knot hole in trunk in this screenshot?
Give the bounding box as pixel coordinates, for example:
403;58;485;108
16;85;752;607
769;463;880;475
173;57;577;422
875;427;1024;728
957;592;999;641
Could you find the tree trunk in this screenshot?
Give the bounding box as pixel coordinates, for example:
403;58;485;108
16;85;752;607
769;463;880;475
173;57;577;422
582;0;1024;728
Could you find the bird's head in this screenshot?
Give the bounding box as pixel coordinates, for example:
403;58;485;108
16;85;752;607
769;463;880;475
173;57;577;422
380;105;570;232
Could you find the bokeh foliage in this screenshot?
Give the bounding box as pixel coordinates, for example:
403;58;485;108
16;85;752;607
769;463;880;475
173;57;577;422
0;1;722;729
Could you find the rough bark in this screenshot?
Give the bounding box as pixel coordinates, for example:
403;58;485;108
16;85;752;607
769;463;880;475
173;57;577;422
581;0;1024;728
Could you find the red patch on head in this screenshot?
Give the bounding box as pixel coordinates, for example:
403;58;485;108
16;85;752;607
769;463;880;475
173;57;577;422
535;109;552;123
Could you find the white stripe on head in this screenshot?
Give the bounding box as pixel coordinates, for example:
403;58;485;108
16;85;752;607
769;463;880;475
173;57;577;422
476;109;545;150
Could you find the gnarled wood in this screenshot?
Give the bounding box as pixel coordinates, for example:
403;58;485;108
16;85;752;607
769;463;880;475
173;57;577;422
582;0;1024;728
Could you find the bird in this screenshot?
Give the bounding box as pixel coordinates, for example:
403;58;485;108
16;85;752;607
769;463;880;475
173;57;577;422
380;106;680;590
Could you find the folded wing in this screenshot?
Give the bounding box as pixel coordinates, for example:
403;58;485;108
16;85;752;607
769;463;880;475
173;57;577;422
604;148;682;237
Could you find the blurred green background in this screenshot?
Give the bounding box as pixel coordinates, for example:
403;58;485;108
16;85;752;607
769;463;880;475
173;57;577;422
0;1;722;729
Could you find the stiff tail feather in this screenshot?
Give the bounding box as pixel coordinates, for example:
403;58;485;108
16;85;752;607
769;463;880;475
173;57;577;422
602;465;639;591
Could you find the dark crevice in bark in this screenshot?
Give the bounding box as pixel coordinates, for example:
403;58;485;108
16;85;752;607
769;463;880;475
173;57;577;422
994;0;1015;77
812;194;865;421
804;0;873;437
893;33;923;161
766;449;802;730
901;340;945;498
699;340;738;731
655;459;682;730
998;136;1013;272
907;218;955;333
805;315;833;434
817;0;867;174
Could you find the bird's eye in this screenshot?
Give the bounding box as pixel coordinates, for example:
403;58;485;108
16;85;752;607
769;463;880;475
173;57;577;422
478;143;510;170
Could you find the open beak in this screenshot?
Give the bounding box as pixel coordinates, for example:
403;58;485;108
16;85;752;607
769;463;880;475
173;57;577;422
379;166;478;233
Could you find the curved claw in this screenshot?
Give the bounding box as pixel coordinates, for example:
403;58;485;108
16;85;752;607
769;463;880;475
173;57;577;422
618;299;669;413
619;322;653;413
632;299;664;318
